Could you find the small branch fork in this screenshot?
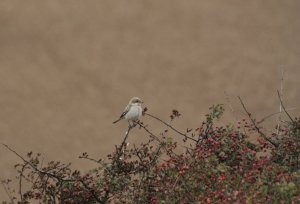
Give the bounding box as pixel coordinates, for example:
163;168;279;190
237;97;279;148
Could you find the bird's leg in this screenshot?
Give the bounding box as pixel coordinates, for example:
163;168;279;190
128;120;137;128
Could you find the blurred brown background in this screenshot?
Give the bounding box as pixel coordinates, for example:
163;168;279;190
0;0;299;200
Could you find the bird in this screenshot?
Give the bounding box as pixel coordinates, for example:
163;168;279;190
113;97;143;126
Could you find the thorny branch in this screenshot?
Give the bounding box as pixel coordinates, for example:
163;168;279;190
144;113;197;142
237;97;279;147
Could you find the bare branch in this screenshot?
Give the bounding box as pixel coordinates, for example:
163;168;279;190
136;121;180;159
277;90;294;123
2;144;64;181
118;125;133;154
136;121;163;144
237;97;278;147
276;69;284;137
144;113;197;142
258;108;296;124
18;164;28;201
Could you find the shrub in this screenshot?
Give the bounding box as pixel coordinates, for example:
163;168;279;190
2;102;300;203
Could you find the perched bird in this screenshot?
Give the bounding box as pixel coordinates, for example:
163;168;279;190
113;97;143;126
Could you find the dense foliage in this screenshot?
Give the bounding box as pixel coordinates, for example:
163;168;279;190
2;103;300;203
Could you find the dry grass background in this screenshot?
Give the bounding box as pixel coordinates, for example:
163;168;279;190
0;0;299;200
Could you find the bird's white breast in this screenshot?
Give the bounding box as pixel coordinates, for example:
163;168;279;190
124;104;142;121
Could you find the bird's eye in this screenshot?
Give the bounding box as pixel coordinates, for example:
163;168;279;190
132;98;141;103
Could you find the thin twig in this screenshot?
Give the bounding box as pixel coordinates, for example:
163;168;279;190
0;177;15;204
18;164;28;201
258;108;296;124
137;121;180;159
137;172;145;204
144;113;197;142
172;174;180;189
116;125;133;158
224;91;239;122
79;156;103;165
277;90;294;123
237;97;278;147
136;121;162;144
276;69;284;137
2;144;66;181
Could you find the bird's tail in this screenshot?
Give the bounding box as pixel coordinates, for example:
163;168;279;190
113;118;122;124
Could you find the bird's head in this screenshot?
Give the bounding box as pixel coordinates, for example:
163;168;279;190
130;97;143;105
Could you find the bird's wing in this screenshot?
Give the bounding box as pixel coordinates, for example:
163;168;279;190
118;103;131;119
